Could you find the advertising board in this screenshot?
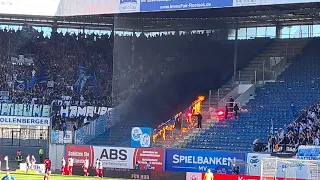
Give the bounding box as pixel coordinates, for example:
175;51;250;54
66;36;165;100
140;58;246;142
93;146;135;169
131;127;152;148
19;163;46;174
246;153;271;176
65;145;165;170
140;0;232;12
0;116;50;126
214;174;260;180
165;148;245;173
133;148;164;171
65;145;94;167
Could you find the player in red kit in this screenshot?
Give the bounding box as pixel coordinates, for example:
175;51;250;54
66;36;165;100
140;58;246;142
43;170;51;180
82;157;89;176
44;157;51;173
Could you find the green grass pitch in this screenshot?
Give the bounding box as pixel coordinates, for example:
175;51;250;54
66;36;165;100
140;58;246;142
0;173;132;180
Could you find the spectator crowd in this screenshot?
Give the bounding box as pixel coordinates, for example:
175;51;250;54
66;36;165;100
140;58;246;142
261;101;320;153
0;26;113;107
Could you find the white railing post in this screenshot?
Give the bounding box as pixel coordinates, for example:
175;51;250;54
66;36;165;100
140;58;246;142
238;71;241;84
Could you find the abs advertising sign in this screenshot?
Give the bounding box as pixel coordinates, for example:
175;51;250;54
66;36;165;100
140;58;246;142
65;145;164;170
165;148;245;173
131;127;152;148
94;146;135;169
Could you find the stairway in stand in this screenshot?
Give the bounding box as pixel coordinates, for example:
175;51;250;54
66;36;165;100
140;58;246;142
153;38;311;149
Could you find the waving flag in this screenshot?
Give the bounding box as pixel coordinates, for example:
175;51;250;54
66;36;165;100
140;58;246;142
74;65;90;94
15;80;27;91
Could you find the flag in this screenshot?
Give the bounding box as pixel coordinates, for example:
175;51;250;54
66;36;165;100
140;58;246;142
37;59;47;83
74;65;90;94
28;76;37;89
14;80;27;91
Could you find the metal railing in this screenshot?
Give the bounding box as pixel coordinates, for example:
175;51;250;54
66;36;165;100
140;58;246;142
0;127;48;146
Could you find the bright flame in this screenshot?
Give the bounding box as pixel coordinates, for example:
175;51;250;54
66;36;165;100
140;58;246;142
217;111;224;116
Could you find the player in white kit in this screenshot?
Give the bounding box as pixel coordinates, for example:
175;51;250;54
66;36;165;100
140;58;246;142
61;157;66;175
68;158;74;175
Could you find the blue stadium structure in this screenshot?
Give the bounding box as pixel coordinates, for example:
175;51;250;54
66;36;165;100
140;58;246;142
185;38;320;151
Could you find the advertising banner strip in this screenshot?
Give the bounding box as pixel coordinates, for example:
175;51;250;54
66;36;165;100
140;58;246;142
131;127;153;148
0;116;50;126
140;0;233;12
65;145;165;171
133;148;164;171
246;153;271;176
65;145;94;167
165;148;246;173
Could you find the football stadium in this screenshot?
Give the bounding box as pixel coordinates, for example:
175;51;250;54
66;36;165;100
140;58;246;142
1;0;320;180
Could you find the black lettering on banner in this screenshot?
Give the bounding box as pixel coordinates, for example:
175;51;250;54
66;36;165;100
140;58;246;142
119;149;127;160
100;149;108;159
110;149;118;160
100;149;127;160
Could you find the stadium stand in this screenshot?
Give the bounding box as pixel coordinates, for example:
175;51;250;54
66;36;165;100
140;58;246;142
0;28;113;106
87;35;271;146
184;38;320;152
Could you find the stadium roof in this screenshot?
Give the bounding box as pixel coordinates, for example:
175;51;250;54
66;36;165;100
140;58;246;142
1;2;320;31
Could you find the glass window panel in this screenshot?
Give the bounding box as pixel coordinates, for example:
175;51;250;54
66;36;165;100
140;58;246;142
0;25;8;30
257;27;266;37
313;25;320;37
247;27;257;39
266;26;276;38
228;29;236;40
300;25;309;38
238;28;247;40
289;25;301;38
281;27;290;39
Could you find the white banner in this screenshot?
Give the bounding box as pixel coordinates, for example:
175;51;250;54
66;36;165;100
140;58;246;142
59;105;111;118
20;163;45;174
246;153;271;176
93;146;134;169
0;116;50;126
0;103;51;117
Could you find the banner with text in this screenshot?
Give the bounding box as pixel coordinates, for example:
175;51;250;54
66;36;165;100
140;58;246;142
0;116;50;126
165;148;245;173
59;105;111;118
140;0;232;12
0;103;50;117
65;145;165;170
133;148;164;171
